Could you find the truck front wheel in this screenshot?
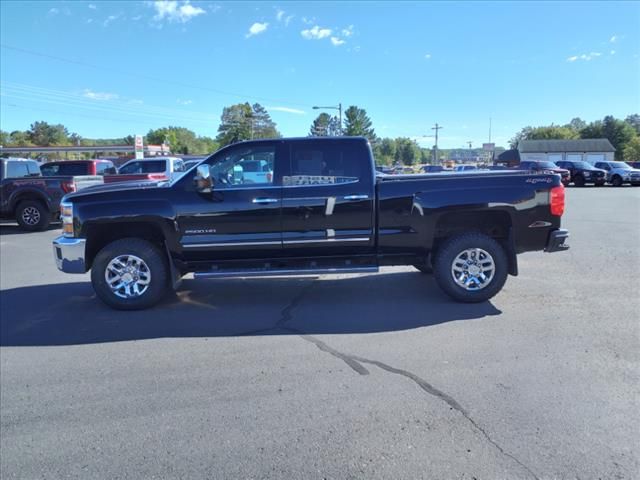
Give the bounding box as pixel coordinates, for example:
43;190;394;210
433;233;508;303
91;238;169;310
16;200;50;231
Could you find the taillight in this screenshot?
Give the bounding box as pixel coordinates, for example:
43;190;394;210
266;172;273;183
61;181;76;194
550;185;565;216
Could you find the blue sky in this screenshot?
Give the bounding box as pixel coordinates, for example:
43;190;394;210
1;0;639;149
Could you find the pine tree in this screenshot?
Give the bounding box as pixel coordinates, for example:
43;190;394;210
343;106;376;141
309;113;341;136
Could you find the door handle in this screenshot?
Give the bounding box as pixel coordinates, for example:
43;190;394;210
252;197;279;204
343;194;369;201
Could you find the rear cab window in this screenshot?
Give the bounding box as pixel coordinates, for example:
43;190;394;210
285;139;372;187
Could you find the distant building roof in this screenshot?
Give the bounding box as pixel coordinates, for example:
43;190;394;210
518;138;615;153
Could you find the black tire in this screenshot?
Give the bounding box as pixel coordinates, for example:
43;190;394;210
573;175;585;187
611;175;623;187
433;232;508;303
15;200;50;231
414;263;433;274
91;238;169;310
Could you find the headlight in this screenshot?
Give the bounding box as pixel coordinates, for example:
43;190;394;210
584;172;591;177
60;202;74;237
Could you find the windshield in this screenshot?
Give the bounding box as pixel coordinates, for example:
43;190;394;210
537;162;559;169
572;161;595;169
610;161;631;169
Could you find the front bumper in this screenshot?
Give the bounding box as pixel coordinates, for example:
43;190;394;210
545;229;570;253
53;236;87;273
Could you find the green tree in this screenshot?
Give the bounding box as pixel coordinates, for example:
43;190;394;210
147;126;218;154
622;136;640;162
9;130;32;146
581;116;637;161
309;113;340;136
624;114;640;135
216;103;281;147
566;117;587;132
393;137;420;165
343;106;376;141
0;130;9;146
509;125;578;149
28;121;69;146
251;103;280;139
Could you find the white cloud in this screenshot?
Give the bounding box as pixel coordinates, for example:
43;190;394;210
301;17;315;25
88;4;97;9
610;35;617;43
48;7;59;15
103;15;119;27
275;9;294;26
82;89;119;101
276;9;285;21
177;99;193;105
301;25;332;40
246;22;268;37
610;50;616;55
424;53;431;59
151;1;206;24
567;52;602;62
86;18;93;23
285;15;294;26
342;25;354;37
132;15;142;21
331;37;345;46
267;106;306;115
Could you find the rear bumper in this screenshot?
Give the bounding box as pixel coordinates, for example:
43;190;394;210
53;236;87;273
544;229;570;253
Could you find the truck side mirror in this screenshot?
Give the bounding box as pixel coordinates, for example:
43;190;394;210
194;164;214;193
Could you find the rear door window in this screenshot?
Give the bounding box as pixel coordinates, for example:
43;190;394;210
286;140;368;186
6;162;30;178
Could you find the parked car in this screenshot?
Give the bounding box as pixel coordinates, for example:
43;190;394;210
487;165;509;171
421;165;444;173
40;160;116;176
594;161;640;186
625;161;640;169
233;158;273;184
53;137;569;310
0;158;103;231
554;160;607;187
375;166;394;175
453;165;478;172
517;161;571;186
112;157;186;183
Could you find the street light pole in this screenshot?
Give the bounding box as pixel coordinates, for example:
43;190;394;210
312;103;343;135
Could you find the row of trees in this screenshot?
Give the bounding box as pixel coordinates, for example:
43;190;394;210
510;115;640;162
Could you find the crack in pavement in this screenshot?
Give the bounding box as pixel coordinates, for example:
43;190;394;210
299;334;540;480
266;279;540;480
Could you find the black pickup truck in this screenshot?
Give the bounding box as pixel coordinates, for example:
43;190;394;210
52;137;569;310
0;158;103;231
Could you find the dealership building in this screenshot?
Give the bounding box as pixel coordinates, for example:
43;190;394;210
517;139;615;164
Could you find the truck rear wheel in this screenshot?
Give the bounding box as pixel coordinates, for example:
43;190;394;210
91;238;169;310
433;233;508;303
16;200;50;231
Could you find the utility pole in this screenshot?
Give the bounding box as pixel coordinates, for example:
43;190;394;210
432;123;443;164
467;141;473;149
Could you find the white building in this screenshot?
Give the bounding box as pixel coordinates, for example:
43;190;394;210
518;139;615;164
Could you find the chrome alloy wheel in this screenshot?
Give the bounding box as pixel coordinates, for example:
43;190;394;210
451;248;495;291
21;206;41;225
105;254;151;299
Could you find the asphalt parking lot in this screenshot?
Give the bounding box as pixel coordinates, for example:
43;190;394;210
1;186;639;479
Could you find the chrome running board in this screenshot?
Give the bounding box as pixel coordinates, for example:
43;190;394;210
194;266;378;279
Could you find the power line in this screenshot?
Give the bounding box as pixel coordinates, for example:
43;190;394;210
0;43;312;109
